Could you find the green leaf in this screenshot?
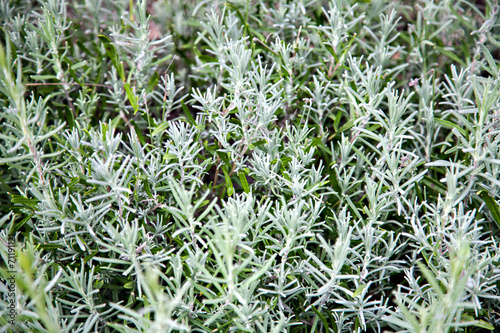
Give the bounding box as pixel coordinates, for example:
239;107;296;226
324;44;338;62
62;57;83;87
352;284;366;298
238;172;250;194
67;177;80;189
337;119;355;133
433;44;466;67
123;82;139;114
143;180;153;198
123;281;134;289
351;146;373;167
198;54;218;63
333;111;342;132
328;168;342;194
311;305;330;333
94;279;104;289
64;105;75;129
328;119;355;140
417;261;444;297
26;22;52;45
76;40;95;58
131;120;146;145
83;250;99;264
224;3;252;39
98;34;125;81
145;71;159;94
478;190;500;228
223;167;234;196
249;139;267;150
278;156;292;165
151;121;169;136
326;310;338;333
435;118;467;136
163;153;177;161
11;195;39;206
216;151;231;167
30;74;59;80
448;4;474;30
305;136;323;153
36;243;63;250
474;320;495;330
461;314;495;330
181;100;196;126
9;214;33;235
414;181;424;202
422;175;447;195
149;53;172;68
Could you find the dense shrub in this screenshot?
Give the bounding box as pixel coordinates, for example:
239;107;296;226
1;0;500;332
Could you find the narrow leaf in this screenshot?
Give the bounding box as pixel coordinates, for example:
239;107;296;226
305;136;323;153
434;45;466;67
435;118;467;136
238;172;250;194
9;214;33;235
181;100;196;126
123;82;139;114
98;34;125;81
311;305;330;333
145;71;159;94
151;121;169;136
223;167;233;196
478;190;500;228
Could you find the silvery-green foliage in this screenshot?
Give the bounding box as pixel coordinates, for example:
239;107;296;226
1;0;500;332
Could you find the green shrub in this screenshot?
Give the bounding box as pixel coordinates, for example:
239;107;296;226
1;0;499;332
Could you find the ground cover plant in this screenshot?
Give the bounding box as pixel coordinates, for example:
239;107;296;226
1;0;500;332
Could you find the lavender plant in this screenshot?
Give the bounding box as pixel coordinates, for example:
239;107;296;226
1;0;499;332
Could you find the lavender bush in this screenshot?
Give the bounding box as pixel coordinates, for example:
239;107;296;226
1;0;499;332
